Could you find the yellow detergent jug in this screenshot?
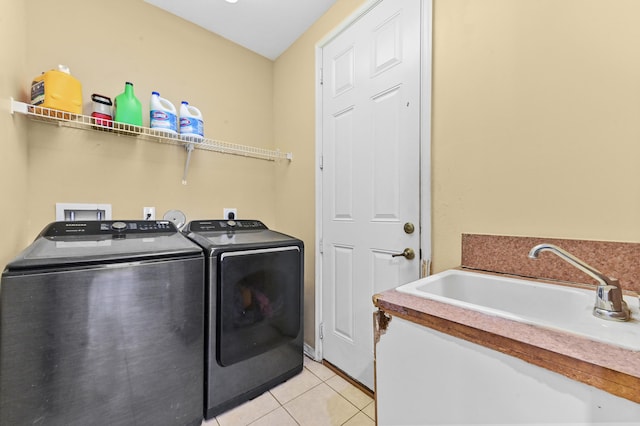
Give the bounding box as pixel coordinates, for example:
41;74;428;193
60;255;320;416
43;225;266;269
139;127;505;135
30;65;82;114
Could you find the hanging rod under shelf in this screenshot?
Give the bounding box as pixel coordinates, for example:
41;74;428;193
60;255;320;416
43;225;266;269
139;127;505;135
10;99;293;162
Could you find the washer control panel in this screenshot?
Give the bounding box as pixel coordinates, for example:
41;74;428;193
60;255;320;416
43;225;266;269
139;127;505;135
187;220;267;233
43;220;177;237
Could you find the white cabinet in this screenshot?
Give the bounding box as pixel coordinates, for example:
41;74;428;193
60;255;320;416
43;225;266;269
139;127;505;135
375;315;640;425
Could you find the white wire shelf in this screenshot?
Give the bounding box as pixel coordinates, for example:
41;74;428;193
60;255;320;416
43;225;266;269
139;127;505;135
10;99;293;162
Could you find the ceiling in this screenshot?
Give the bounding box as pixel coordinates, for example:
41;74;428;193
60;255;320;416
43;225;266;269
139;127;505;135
144;0;338;60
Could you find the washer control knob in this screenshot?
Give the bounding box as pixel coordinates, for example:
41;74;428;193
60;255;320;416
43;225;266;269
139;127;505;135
111;221;128;231
227;220;237;227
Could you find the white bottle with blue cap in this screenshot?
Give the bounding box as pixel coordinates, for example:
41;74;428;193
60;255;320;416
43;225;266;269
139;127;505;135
179;101;204;142
150;92;178;134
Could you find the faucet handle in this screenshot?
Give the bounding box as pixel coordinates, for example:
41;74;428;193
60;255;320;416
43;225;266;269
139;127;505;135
593;282;631;321
595;285;620;311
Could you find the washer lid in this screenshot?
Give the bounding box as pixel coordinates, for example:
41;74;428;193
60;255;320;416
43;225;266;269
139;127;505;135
4;220;203;271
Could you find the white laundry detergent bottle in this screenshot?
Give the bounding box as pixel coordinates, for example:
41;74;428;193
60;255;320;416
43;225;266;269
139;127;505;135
150;92;178;134
179;101;204;142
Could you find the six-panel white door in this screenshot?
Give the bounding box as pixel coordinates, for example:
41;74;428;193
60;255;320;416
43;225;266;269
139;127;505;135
320;0;422;390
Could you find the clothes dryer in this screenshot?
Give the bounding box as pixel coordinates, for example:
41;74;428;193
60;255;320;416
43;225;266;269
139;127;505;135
183;219;303;419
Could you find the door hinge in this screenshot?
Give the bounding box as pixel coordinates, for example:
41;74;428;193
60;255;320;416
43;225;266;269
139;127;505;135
319;238;323;254
320;67;324;85
319;155;323;170
319;322;324;340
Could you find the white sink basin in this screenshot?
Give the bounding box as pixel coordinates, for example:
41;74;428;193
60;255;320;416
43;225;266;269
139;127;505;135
396;269;640;350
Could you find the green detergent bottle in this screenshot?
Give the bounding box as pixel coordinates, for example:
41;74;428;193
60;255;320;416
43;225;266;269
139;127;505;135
114;82;143;126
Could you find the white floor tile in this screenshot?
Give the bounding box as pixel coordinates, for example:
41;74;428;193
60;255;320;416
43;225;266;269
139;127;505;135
362;401;376;421
342;412;376;426
201;417;220;425
284;383;359;426
325;375;373;410
269;367;322;404
249;407;298;426
206;357;372;426
216;392;280;426
304;357;336;382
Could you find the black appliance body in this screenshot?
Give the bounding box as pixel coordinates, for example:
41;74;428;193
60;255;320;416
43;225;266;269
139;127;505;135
0;221;204;426
183;220;303;419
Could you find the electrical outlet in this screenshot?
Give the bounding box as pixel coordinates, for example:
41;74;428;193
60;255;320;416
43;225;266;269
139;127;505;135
143;207;156;220
223;208;237;220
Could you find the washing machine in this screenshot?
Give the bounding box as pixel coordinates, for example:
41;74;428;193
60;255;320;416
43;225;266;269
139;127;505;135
0;220;204;426
183;219;303;419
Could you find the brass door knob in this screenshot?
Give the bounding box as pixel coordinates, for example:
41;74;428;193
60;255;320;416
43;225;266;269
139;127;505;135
391;248;415;260
404;222;415;234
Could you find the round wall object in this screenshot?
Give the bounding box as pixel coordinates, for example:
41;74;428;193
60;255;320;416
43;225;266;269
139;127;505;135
163;209;186;230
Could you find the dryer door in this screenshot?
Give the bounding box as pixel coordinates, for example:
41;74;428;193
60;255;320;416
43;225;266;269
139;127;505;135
218;246;302;366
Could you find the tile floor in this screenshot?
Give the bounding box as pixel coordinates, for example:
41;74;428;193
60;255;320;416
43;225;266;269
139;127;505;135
202;356;375;426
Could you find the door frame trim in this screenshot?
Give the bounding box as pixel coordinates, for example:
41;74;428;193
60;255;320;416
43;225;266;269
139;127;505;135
313;0;433;361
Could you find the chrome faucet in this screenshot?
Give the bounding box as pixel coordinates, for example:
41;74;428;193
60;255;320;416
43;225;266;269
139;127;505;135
528;243;631;322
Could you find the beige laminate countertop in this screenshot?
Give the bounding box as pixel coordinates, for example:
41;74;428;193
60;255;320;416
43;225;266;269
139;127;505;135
373;274;640;404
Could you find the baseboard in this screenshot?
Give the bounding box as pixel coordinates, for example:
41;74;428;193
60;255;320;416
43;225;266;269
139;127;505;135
322;359;374;398
303;343;319;361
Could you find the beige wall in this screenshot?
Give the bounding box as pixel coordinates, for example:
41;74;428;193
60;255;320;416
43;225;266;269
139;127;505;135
22;0;278;241
0;0;28;268
431;0;640;272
